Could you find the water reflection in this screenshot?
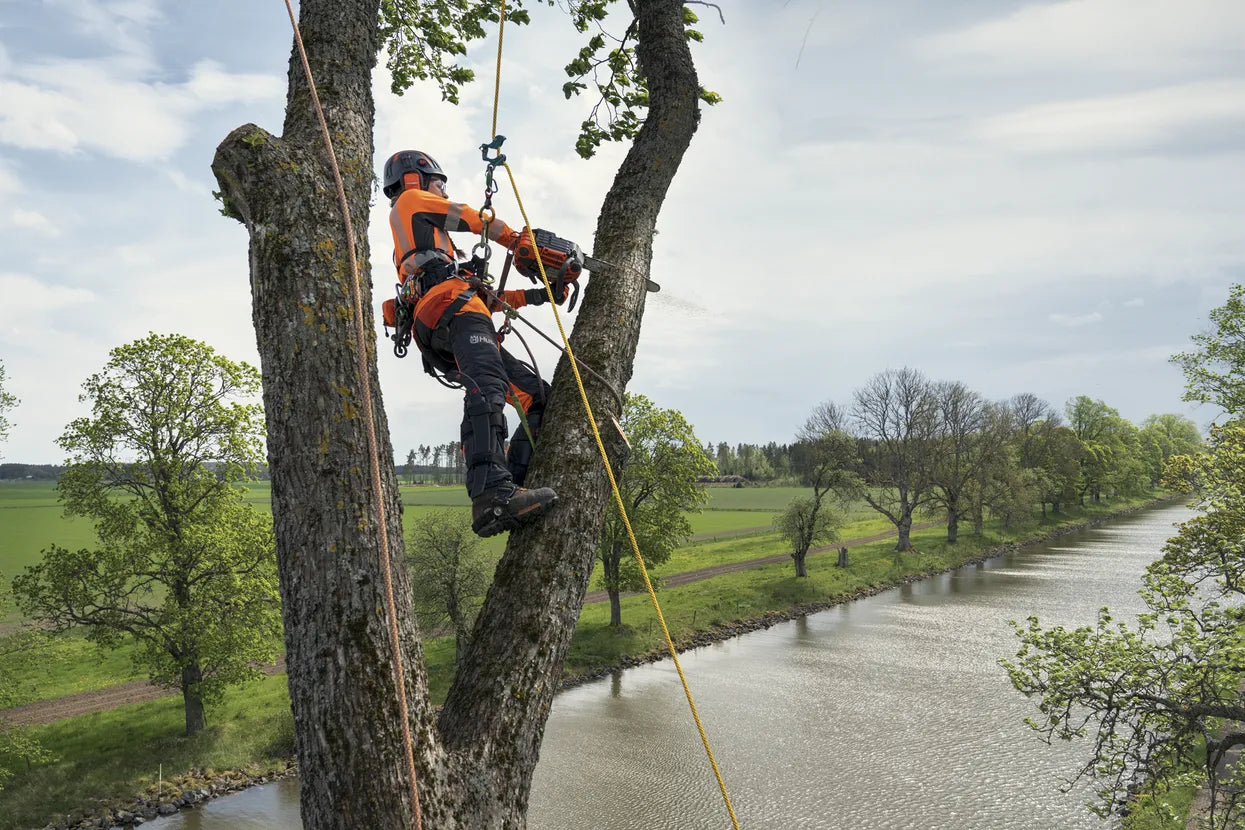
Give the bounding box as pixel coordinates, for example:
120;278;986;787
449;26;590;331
146;504;1190;830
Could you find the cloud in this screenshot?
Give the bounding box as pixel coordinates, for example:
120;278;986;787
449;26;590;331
48;0;163;70
918;0;1245;74
0;59;282;162
1049;311;1103;327
976;80;1245;154
11;208;59;237
0;273;96;336
1124;297;1145;308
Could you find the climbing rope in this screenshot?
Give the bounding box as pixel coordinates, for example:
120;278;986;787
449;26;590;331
487;3;741;828
281;3;424;829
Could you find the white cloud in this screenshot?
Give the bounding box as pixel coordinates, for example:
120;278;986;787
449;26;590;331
11;208;59;237
918;0;1245;74
1049;311;1103;327
48;0;163;70
0;159;21;195
0;59;283;162
977;80;1245;154
1124;297;1145;308
183;60;284;105
0;273;96;335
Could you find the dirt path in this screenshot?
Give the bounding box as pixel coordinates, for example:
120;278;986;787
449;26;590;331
1;520;937;726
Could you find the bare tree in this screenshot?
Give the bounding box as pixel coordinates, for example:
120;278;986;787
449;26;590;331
926;381;986;543
851;368;940;552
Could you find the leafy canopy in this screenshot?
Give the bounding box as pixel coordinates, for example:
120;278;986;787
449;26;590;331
11;334;280;732
378;0;721;158
599;393;714;597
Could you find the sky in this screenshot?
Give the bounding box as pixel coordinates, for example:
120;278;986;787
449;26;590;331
0;0;1242;465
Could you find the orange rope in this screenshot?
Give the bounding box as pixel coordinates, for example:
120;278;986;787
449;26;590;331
281;3;423;828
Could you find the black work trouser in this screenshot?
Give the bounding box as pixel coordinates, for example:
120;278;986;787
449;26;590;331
445;307;549;498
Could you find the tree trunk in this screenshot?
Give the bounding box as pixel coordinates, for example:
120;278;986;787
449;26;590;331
216;1;700;827
896;513;913;552
608;587;623;628
793;550;808;578
946;508;959;544
181;661;206;736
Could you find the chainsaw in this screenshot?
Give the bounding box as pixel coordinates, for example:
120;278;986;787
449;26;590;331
509;228;660;312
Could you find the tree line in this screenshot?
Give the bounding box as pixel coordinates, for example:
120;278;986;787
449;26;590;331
766;373;1200;577
401;442;465;485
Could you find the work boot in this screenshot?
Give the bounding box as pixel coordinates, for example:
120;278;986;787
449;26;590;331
471;485;558;538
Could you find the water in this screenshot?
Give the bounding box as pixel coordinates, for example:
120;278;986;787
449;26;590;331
148;504;1192;829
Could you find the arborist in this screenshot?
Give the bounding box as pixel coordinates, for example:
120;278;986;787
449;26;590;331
382;149;562;538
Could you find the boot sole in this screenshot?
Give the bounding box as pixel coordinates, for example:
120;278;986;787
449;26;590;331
472;496;557;538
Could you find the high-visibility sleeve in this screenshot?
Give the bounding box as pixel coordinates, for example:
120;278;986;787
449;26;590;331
394;189;519;247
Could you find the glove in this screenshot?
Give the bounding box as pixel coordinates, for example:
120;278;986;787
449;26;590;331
523;285;570;307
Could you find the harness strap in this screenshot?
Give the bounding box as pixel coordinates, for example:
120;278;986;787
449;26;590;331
412;289;479;379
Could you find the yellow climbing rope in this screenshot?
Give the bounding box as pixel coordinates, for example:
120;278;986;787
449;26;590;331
489;3;741;828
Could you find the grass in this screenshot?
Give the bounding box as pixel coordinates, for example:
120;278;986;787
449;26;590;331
0;634;146;708
0;674;295;829
0;492;1168;829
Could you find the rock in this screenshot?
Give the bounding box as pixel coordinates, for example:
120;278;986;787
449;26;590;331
156;802;178;816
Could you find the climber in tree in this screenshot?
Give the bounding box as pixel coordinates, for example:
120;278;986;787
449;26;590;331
383;149;562;537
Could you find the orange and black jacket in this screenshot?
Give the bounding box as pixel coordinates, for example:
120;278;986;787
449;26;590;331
388;188;531;329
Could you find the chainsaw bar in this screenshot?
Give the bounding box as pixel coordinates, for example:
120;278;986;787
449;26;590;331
583;255;660;293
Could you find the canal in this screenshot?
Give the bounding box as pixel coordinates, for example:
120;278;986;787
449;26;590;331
149;503;1192;829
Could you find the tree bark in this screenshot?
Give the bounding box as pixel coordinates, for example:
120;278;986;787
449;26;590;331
181;661;205;736
215;2;434;826
214;0;700;827
896;512;913;552
608;587;623;628
793;551;808;578
946;508;958;544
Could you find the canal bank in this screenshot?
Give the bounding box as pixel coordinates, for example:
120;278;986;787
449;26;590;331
12;495;1178;830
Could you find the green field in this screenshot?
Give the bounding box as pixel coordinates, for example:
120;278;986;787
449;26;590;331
0;492;1167;829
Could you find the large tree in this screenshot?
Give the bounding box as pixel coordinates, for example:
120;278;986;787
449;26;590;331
1138;413;1202;487
597;393;713;628
926;381;987;544
12;333;279;735
1005;287;1245;828
852;367;941;552
212;1;706;825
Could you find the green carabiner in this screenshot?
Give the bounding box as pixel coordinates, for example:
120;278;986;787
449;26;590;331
480;135;507;168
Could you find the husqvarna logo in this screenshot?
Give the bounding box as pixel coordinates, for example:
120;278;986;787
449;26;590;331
469;334;492;345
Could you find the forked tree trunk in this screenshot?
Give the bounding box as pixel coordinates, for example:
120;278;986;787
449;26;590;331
213;1;700;827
